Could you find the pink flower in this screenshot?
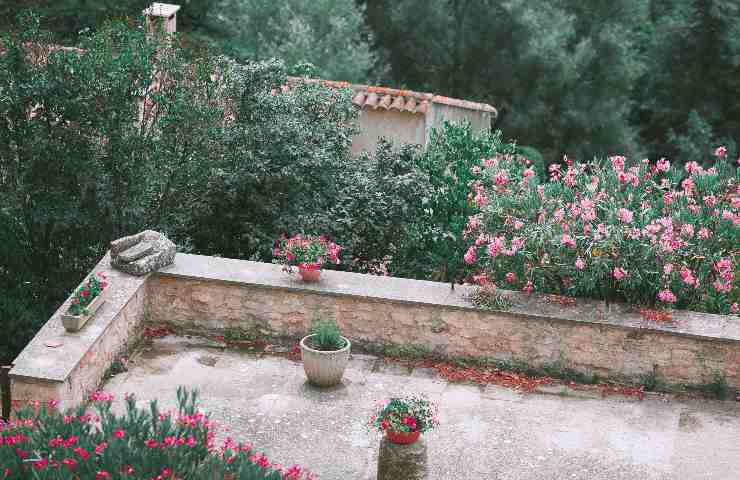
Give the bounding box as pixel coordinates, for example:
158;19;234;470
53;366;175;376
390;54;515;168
522;281;534;294
575;258;585;270
703;195;717;208
663;191;674;205
487;237;504;257
463;247;477;265
561;234;576;249
714;258;732;273
663;263;674;275
95;442;108;455
113;430;125;439
617;208;633;224
657;289;677;304
713;280;731;294
474;233;488;246
250;453;271;468
73;447;90;460
697;227;712;240
494;170;509;186
471;166;482;175
656;158;670;172
679;267;698;287
685;161;701;174
730;303;739;314
505;272;517;283
95;472;111;480
474;191;489;208
483;157;498;168
680;224;694;238
613;267;628;281
145;439;158;449
402;415;417;431
610;155;626;172
61;458;77;471
513;220;524;230
714;145;727;158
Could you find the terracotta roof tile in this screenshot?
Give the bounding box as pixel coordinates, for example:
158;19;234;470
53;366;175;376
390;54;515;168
389;96;405;111
287;76;497;117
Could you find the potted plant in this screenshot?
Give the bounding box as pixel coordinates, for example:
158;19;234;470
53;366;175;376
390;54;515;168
61;272;109;332
369;395;439;445
273;234;342;283
299;319;351;387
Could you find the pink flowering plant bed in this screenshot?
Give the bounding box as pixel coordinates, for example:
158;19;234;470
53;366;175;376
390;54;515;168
368;395;439;444
464;146;739;315
273;234;342;274
0;388;314;479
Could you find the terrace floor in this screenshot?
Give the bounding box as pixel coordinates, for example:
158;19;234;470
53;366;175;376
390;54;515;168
103;335;740;480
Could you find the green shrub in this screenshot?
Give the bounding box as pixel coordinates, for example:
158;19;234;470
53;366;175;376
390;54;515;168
321;140;429;274
0;13;358;363
391;122;514;284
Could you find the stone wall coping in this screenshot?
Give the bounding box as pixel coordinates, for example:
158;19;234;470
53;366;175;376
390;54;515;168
10;254;148;383
157;254;740;344
11;252;740;387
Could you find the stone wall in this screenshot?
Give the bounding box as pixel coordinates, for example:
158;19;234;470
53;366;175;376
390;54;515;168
149;255;740;389
10;253;740;409
10;255;148;408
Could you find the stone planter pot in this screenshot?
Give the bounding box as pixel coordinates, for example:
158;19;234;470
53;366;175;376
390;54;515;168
61;288;108;332
300;334;351;387
298;267;321;283
386;430;421;445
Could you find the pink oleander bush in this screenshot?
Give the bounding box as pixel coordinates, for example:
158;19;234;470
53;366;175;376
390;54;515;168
273;234;342;273
0;388;314;479
463;146;739;315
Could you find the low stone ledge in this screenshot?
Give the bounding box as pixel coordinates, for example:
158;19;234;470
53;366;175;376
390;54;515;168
151;254;740;389
10;252;740;409
9;254;148;408
156;255;740;345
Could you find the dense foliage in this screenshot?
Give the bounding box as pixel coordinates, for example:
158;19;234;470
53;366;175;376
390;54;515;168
464;148;739;314
0;15;357;363
364;0;740;167
3;1;739;167
0;388;314;479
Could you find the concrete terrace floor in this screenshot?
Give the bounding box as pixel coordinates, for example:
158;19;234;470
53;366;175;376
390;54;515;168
103;336;740;480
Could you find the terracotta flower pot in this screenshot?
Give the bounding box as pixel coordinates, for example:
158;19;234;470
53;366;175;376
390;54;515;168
61;288;108;332
386;430;421;445
300;334;351;387
298;267;321;283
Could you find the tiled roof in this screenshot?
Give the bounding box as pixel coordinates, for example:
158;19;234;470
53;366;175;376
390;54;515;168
287;77;497;116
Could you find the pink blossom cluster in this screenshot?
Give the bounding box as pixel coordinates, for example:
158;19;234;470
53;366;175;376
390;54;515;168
463;146;739;315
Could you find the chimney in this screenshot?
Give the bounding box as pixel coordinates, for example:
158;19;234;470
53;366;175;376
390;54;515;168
143;3;181;34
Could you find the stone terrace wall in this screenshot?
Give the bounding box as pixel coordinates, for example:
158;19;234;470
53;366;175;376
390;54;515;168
10;252;739;409
150;254;740;389
10;255;148;408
